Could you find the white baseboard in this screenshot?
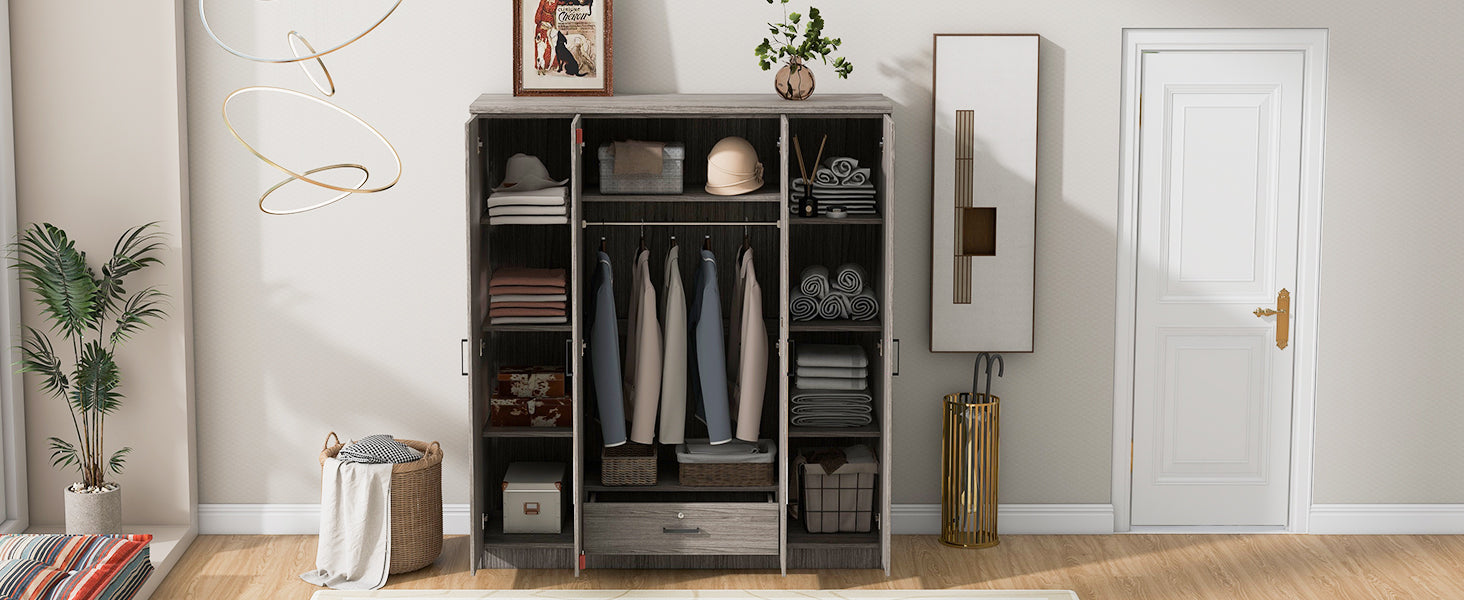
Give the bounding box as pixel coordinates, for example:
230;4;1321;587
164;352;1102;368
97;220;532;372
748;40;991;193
202;503;1115;536
892;503;1115;535
1309;504;1464;534
199;504;470;535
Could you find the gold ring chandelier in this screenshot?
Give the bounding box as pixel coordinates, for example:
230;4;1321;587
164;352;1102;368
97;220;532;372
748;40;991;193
201;0;404;215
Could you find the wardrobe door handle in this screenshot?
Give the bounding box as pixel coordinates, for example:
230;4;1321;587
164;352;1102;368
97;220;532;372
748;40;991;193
662;527;702;534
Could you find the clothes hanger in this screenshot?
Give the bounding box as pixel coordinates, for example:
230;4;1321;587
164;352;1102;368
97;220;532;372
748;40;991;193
599;236;606;253
639;222;647;252
703;235;711;251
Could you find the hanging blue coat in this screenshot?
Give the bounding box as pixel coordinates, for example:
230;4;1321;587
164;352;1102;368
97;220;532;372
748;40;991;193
590;251;628;446
688;248;734;444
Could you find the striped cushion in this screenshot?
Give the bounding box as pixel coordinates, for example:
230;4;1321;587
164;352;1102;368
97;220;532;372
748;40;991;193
0;534;151;600
0;558;68;599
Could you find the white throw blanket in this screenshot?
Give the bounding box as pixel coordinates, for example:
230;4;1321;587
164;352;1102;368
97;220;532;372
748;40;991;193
301;458;393;590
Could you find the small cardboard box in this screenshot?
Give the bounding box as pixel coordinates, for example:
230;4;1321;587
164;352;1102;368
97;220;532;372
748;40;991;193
489;395;572;428
502;462;564;534
495;366;567;398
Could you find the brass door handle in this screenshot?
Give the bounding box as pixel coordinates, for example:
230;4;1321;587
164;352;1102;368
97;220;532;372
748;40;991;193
1253;289;1291;349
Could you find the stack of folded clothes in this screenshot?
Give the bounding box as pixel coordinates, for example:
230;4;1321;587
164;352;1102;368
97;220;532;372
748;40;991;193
791;344;873;428
489;266;567;325
487;153;569;225
790;263;880;322
790;156;877;216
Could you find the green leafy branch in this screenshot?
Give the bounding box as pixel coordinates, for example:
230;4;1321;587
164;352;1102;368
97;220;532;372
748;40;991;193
754;0;853;79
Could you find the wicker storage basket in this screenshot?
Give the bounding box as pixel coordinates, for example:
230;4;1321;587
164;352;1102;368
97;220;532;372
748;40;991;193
600;443;657;486
319;432;443;574
676;440;777;487
597;143;685;194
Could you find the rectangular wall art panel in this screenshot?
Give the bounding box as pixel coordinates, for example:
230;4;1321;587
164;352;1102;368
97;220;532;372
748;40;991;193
930;34;1039;352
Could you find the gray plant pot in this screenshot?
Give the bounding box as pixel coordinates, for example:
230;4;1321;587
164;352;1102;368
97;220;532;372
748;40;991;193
64;484;121;535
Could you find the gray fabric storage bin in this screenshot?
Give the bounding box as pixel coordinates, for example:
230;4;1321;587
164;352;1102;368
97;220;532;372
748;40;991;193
598;143;685;194
795;446;878;533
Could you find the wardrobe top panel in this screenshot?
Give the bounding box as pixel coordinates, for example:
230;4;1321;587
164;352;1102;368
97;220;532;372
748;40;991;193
469;94;894;117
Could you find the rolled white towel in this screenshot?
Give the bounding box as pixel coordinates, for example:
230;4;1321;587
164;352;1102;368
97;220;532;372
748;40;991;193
848;288;879;321
822;156;858;179
818;293;850;320
799;265;830;298
841;167;870;186
833;263;867;294
813;167;841;186
790;293;819;322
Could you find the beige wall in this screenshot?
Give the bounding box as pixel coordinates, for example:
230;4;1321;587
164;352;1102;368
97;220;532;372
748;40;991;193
184;1;1464;507
11;0;196;525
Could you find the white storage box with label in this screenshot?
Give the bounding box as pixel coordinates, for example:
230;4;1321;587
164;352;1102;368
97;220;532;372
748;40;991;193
502;462;564;534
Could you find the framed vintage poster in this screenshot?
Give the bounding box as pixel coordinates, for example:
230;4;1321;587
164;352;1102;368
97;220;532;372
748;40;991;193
514;0;613;96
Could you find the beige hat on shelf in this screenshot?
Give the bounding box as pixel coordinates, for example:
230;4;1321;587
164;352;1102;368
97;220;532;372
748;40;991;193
705;136;765;196
493;153;568;192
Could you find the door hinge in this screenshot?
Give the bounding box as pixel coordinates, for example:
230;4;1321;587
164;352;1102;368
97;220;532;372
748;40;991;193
476;138;484;154
481;513;489;530
479;338;486;358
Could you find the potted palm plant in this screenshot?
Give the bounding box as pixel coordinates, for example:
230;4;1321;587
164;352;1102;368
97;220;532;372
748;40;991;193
12;222;168;534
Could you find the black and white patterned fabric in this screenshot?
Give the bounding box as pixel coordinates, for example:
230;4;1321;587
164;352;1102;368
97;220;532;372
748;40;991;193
337;434;422;464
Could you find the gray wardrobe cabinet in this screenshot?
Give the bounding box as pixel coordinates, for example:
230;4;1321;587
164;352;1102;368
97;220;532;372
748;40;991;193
465;94;896;575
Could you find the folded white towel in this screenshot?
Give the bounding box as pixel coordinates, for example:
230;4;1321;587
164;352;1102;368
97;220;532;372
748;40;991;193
489;215;569;225
796;366;868;379
795;376;869;391
488;204;567;217
796;344;868;368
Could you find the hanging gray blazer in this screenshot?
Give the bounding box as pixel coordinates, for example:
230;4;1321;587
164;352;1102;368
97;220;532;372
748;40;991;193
623;248;662;444
591;251;628;447
659;244;689;444
689;248;733;444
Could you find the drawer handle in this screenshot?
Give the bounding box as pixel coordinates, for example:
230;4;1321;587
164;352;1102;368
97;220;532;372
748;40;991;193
662;527;702;534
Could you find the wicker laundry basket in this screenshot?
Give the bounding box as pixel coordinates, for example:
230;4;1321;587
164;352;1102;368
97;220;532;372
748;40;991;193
319;432;443;574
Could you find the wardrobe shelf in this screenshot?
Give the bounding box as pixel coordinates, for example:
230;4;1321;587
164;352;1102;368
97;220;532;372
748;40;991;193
789;216;883;225
788;424;880;438
483;512;575;549
582;188;782;204
482;425;574;438
786;522;880;548
484;323;572;333
790;320;882;332
479;219;573;227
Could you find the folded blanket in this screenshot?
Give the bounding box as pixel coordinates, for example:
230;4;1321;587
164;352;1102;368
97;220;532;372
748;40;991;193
488;204;566;217
833;263;867;294
790;293;819;322
489;215;569;225
842;167;870;186
490;316;568;325
813;167;841;185
797;344;868;368
791;414;874;427
791;404;873;415
795;376;868;391
823;156;858;179
848;288;879;321
491;293;568;303
799;265;830;298
337;434;423;464
489;301;566;310
489;307;566;318
796;366;867;378
488;285;567;296
490;267;566;287
818;293;849;320
486;187;567;208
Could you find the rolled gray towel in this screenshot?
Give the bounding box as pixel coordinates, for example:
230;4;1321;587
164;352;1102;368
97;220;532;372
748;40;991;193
818;293;850;320
848;288;879;321
833;263;867;294
790;292;819;322
841;168;870;186
800;265;830;298
822;156;858;179
813;167;841;186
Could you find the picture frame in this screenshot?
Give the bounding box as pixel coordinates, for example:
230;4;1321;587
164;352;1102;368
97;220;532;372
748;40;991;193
514;0;613;96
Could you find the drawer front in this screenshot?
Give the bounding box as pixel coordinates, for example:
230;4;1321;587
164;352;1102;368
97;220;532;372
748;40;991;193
583;502;779;555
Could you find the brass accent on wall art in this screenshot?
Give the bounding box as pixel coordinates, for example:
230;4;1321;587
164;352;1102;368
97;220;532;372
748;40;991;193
953;109;975;304
1253;288;1291;349
941;393;999;548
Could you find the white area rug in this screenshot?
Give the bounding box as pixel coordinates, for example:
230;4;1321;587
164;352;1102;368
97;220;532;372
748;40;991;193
310;591;1079;600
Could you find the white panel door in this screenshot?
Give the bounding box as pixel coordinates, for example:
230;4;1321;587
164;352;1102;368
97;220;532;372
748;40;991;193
1131;51;1305;526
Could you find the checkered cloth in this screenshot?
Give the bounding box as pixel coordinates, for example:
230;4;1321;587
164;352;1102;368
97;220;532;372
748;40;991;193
337;434;422;464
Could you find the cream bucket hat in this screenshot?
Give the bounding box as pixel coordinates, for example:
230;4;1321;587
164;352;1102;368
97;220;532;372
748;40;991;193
705;136;764;196
494;153;568;192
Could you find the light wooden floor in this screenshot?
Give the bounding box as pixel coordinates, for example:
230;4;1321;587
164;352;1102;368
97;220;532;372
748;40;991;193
151;534;1464;600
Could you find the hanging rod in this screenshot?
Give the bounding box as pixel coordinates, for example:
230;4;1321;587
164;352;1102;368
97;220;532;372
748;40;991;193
581;221;781;228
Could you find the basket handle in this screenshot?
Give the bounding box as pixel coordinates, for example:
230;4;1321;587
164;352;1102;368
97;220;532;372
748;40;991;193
427;441;441;456
323;432;341;451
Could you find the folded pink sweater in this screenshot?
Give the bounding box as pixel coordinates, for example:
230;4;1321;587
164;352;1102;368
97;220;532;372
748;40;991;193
489;307;568;318
490;267;567;288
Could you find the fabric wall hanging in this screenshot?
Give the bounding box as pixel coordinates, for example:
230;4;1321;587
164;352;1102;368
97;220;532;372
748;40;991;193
930;34;1039;352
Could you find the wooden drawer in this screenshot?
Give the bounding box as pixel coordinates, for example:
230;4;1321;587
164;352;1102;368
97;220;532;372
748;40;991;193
583;502;779;555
